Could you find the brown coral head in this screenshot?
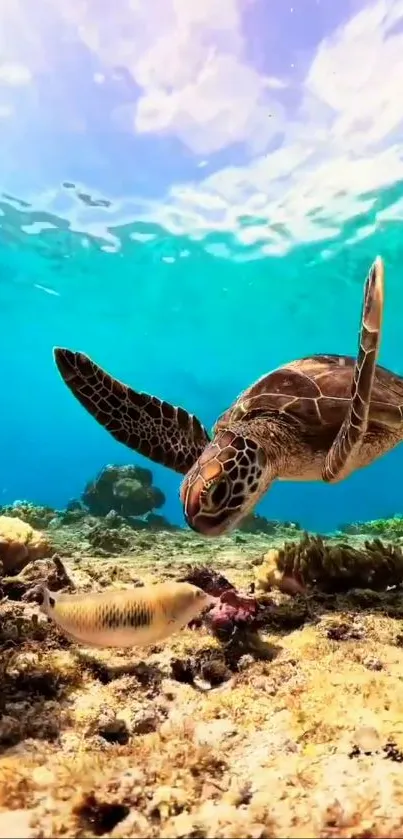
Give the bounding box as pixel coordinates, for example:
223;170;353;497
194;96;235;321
179;565;236;598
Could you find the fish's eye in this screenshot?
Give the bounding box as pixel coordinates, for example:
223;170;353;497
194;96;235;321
49;595;56;608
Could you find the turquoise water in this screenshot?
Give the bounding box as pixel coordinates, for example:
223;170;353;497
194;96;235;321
2;180;403;533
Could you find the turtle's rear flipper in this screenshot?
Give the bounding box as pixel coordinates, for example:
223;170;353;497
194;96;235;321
322;256;384;483
54;348;210;475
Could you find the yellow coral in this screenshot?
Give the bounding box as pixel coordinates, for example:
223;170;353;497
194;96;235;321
255;547;306;595
0;515;51;574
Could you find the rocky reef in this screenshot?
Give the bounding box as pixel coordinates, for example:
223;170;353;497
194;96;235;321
4;485;403;836
0;465;171;532
3;518;403;837
0;463;306;559
339;514;403;539
237;512;301;537
0;465;177;558
79;464;166;519
0;501;57;531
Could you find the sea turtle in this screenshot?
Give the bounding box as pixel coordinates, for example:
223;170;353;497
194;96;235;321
54;255;403;537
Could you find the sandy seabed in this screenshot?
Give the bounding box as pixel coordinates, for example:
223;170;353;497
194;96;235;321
1;525;403;839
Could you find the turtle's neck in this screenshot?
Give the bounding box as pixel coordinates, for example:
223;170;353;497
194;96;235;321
231;416;297;478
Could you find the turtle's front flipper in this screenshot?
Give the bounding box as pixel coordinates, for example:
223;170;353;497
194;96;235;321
54;348;210;475
322;256;384;483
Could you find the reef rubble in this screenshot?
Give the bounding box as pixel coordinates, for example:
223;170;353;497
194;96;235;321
2;497;403;837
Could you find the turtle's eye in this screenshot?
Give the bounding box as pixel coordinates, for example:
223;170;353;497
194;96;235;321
208;477;230;508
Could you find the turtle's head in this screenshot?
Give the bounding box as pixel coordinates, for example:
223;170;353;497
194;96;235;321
180;429;271;537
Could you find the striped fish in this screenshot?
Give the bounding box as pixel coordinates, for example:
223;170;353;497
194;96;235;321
39;581;215;648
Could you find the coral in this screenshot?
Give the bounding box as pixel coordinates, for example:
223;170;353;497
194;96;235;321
0;501;56;530
0;515;51;575
237;513;301;536
4;527;403;837
181;566;271;651
339;515;403;539
204;589;261;641
0;604;84;750
59;501;88;525
144;513;177;531
87;521;132;555
255;532;403;594
82;465;165;519
0;554;75;602
180;566;236;597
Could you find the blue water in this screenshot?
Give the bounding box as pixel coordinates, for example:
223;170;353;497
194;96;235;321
2;183;403;534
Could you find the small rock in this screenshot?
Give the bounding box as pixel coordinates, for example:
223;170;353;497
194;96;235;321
31;766;54;788
352;725;382;754
363;655;383;671
105;509;125;526
194;719;236;747
160;678;180;700
223;779;252;807
170;657;195;685
384;741;403;762
110;811;150;838
162;811;198;839
326;620;365;641
131;708;160;735
112;768;145;800
237;654;255;672
0;715;21;746
86;734;114;752
251;676;276;695
87;707;130;745
200;658;231;686
98;716;130;745
47;518;61;530
159;711;194;739
148;785;188;819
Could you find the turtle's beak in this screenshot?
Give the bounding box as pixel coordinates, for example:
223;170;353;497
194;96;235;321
183;509;235;537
